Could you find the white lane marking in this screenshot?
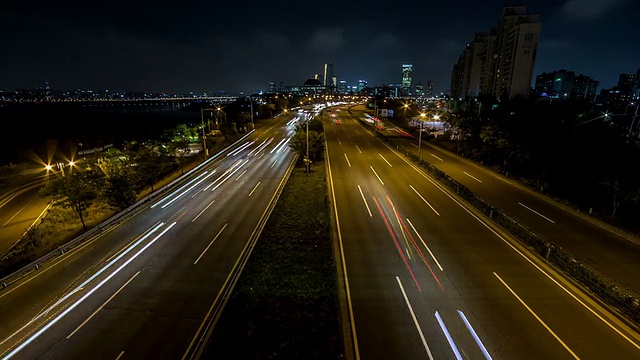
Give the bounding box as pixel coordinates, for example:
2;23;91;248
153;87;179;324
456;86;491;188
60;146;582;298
406;219;443;271
378;135;640;350
344;153;352;167
518;202;555;223
409;185;440;216
1;222;176;359
396;276;435;360
271;160;277;168
115;351;125;360
192;199;215;222
151;171;211;208
194;223;228;265
435;311;463;360
412;143;419;148
358;185;372;217
494;273;580;359
356;145;362;153
430;153;443;161
236;170;248;181
338;139;342;146
457;310;492;359
67;271;141;339
463;171;483;183
370;166;385;186
249;182;261;197
379;154;392;167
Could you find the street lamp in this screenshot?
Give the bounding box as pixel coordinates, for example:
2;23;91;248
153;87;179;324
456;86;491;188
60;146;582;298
418;113;426;161
200;106;218;158
306;115;310;174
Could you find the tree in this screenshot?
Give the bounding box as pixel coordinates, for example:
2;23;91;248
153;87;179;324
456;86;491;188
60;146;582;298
39;169;102;232
288;123;326;168
103;170;137;211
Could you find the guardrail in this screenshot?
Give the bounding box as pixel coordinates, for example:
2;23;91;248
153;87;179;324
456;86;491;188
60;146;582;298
379;133;640;328
0;130;256;289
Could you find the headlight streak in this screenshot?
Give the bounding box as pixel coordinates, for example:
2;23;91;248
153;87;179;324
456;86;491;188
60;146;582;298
151;171;210;209
373;196;421;292
435;311;463;360
344;153;351;167
227;141;254;157
357;185;372;217
247;139;267;156
0;222;164;349
66;271;141;339
159;170;220;209
370;166;385;186
248;182;261;197
409;185;440;216
270;138;287;154
383;139;640;350
386;196;444;292
395;276;435;360
248;138;273;156
275;137;291;154
193;223;228;265
457;310;492;360
209;159;249;193
406;219;444;271
1;222;175;360
202;159;244;192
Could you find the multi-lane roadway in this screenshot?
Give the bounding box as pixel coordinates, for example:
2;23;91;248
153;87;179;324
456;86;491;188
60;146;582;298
325;106;640;359
0;113;300;359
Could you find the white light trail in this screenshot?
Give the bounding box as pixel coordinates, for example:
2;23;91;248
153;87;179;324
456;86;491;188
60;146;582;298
2;222;176;360
435;311;463;360
457;310;492;360
151;171;211;208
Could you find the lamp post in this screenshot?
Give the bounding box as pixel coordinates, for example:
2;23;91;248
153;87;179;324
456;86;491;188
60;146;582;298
200;106;218;158
306;114;310;174
418;113;426;161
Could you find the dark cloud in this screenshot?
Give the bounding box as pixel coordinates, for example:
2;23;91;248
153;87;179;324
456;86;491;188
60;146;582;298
1;1;638;95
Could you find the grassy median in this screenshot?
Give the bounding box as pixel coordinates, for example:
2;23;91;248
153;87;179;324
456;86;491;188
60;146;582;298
203;160;344;359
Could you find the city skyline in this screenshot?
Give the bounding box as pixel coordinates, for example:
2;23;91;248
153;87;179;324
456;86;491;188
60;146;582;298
1;1;638;95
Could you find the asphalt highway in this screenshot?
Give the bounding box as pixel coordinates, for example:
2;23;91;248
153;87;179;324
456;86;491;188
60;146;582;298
0;184;52;256
380;115;640;300
326;106;640;359
0;113;299;359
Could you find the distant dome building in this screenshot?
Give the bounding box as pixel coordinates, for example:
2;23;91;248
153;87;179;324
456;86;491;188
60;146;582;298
303;78;323;86
284;77;331;96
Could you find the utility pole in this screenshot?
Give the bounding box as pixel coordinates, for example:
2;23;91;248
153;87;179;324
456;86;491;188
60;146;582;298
200;107;209;158
306;114;310;174
250;98;254;129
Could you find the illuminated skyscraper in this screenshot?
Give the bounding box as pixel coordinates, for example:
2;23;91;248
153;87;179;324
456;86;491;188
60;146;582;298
323;62;334;86
402;64;413;95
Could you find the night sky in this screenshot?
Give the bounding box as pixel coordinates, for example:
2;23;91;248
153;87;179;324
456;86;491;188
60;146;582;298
1;1;638;95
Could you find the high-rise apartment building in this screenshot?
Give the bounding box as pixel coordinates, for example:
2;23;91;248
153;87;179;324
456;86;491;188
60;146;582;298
402;64;413;96
451;5;540;101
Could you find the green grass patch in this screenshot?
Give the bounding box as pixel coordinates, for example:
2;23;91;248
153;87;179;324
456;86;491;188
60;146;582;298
203;161;344;359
